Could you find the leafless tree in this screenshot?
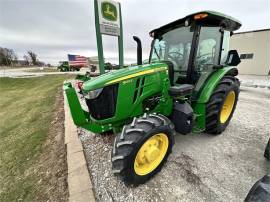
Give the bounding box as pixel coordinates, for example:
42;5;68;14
27;50;38;65
23;55;30;65
0;47;17;66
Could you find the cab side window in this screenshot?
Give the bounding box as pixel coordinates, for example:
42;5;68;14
195;27;221;72
192;27;222;96
220;31;230;64
196;38;217;71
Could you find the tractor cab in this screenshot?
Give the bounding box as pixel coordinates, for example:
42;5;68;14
149;11;241;97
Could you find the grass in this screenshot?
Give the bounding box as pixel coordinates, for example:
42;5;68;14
0;75;72;201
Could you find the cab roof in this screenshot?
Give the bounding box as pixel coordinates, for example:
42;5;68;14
150;11;242;37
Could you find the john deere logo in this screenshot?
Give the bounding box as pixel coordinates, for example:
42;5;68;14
101;2;117;21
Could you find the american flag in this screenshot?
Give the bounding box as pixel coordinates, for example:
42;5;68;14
68;54;87;67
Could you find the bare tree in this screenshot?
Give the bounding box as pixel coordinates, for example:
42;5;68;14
27;51;38;65
23;55;30;66
0;47;17;66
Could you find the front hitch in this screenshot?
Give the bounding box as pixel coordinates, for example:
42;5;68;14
64;82;90;125
63;82;113;133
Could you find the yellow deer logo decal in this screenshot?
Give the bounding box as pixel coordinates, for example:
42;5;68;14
101;2;117;21
104;4;116;19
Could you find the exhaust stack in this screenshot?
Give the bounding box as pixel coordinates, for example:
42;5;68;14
133;36;142;65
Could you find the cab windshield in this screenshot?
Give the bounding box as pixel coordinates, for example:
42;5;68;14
150;26;193;77
150;25;228;86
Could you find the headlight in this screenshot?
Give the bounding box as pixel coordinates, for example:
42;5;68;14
84;88;103;99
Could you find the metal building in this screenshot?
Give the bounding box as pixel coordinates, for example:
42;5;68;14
230;29;270;75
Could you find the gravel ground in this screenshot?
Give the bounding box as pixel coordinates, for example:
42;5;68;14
238;75;270;89
79;86;270;202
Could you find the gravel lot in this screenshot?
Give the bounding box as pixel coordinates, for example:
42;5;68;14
79;86;270;202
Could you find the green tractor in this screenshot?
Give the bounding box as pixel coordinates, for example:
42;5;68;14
58;61;70;71
58;61;81;72
64;11;241;185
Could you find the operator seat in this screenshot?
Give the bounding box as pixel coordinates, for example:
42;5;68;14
169;84;194;97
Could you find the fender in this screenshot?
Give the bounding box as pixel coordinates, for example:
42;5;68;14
192;66;238;131
197;66;238;104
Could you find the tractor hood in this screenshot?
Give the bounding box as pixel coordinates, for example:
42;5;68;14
82;63;167;92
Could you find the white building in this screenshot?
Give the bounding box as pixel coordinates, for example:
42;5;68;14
230;29;270;76
87;56;99;65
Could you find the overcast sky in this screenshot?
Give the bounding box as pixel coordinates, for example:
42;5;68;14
0;0;270;65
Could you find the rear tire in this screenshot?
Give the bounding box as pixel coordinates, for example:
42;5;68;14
111;113;175;185
205;76;240;134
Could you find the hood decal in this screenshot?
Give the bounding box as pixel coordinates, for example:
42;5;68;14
105;67;167;85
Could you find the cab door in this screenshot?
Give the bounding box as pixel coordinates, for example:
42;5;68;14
191;26;230;98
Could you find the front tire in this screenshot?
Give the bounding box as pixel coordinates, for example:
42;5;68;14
205;76;240;134
111;113;175;185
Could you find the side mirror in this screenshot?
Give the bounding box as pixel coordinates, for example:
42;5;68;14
133;36;142;65
226;50;241;66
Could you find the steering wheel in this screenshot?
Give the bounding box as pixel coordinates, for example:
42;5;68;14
167;51;184;68
196;53;214;71
196;53;213;59
168;51;183;60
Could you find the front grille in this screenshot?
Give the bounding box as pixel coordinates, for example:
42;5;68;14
85;84;118;120
132;77;146;103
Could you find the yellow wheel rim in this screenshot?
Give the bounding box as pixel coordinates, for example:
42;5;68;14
220;91;236;124
134;133;169;176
